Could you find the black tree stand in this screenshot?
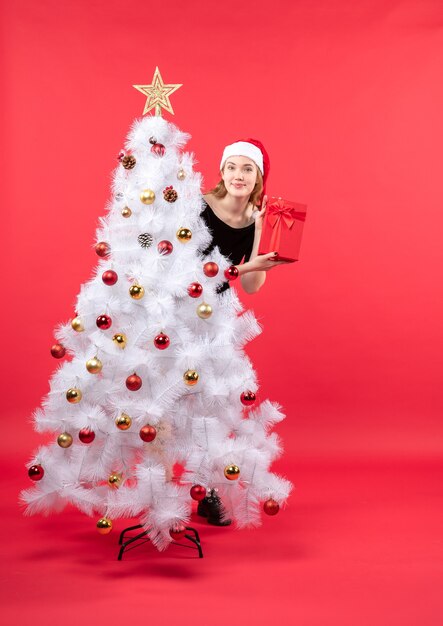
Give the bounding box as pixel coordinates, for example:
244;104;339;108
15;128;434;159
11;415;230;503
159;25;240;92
118;523;203;560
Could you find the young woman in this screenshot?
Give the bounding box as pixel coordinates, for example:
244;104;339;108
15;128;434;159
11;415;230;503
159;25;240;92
197;139;289;525
200;138;287;296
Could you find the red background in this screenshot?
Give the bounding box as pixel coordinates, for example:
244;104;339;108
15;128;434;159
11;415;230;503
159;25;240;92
1;1;442;625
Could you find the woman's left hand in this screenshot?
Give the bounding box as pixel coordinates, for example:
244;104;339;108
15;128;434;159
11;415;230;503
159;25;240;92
253;195;267;231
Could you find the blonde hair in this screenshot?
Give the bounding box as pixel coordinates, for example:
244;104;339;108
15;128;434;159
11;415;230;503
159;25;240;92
206;166;264;207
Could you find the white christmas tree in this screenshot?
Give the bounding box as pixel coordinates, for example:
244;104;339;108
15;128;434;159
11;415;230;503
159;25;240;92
21;74;292;551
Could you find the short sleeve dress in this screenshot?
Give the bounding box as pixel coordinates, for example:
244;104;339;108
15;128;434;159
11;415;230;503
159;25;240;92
200;199;255;293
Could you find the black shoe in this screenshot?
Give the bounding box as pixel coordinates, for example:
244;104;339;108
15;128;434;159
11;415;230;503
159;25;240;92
197;497;209;518
197;489;231;526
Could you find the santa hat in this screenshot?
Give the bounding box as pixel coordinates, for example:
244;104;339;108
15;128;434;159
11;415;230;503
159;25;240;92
220;138;270;204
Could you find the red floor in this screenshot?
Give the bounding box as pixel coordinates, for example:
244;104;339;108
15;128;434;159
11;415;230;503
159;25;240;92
2;457;442;626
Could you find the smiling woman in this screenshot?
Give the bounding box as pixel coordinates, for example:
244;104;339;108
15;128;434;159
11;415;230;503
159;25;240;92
201;139;289;295
211;152;264;210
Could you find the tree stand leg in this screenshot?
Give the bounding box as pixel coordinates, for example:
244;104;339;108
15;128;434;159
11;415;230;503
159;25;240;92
117;524;203;560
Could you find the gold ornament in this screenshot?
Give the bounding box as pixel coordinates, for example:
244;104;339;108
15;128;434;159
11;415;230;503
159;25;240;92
140;189;155;205
133;66;182;117
224;464;241;481
112;333;127;349
96;517;113;535
66;388;82;403
129;284;145;299
108;472;123;489
197;303;212;319
86;356;103;374
121;207;132;218
71;316;84;332
177;168;186;181
57;432;73;448
176;227;192;242
184;370;199;386
116;413;132;430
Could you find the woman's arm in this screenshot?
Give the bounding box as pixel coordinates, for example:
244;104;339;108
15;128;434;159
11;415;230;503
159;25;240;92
236;196;286;294
236;250;286;293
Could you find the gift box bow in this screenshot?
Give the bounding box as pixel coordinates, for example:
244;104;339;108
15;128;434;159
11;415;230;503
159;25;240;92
265;198;307;255
267;199;306;230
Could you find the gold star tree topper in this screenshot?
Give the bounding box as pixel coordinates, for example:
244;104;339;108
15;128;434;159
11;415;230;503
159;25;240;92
133;67;182;116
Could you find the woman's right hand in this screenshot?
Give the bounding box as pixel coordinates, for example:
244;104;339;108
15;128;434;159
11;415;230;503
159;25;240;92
248;252;288;272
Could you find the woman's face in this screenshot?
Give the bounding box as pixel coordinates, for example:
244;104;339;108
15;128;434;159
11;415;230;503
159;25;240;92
221;156;258;200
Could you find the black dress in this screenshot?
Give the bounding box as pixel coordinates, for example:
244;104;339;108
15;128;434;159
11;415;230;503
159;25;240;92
200;199;255;293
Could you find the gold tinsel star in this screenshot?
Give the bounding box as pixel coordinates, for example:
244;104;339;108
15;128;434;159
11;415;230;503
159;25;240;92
133;67;182;116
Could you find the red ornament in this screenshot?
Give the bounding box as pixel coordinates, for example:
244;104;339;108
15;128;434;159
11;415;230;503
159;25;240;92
96;314;112;330
95;241;110;258
78;428;95;444
51;343;66;359
151;143;166;157
28;464;44;481
190;485;206;501
188;282;203;298
117;150;125;162
224;265;239;281
126;373;142;391
169;525;187;540
157;240;173;255
263;499;280;516
241;390;256;406
139;424;157;442
102;270;118;286
154;333;170;350
203;262;219;277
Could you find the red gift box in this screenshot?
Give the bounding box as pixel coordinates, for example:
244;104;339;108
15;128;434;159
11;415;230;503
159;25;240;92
258;196;307;262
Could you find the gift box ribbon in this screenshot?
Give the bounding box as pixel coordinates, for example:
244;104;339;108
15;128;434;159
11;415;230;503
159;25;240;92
267;201;306;251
